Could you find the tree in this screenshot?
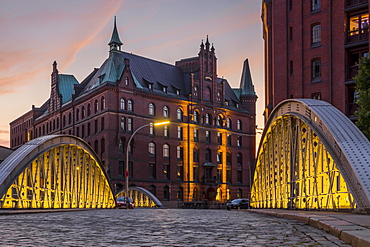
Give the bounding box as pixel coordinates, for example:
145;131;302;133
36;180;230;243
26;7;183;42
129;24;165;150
354;56;370;140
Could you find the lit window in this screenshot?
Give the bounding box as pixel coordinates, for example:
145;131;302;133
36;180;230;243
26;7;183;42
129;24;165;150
226;118;231;128
149;122;154;135
149;142;155;156
125;77;129;86
149;103;155;115
101;97;105;110
237;120;242;131
163;144;169;157
120;99;125;110
177;127;183;140
177;108;183;121
128;118;133;132
205;113;210;124
194;111;199;123
163;106;169;118
127;100;133;111
164;125;169;137
237;136;242;147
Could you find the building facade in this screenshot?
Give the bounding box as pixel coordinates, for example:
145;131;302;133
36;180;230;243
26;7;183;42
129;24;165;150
10;19;257;204
262;0;369;120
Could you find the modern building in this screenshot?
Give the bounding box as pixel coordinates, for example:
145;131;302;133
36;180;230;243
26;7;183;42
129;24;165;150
262;0;368;120
10;19;257;204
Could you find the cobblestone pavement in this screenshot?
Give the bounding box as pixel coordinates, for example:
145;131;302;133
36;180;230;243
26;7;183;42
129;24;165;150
0;209;349;246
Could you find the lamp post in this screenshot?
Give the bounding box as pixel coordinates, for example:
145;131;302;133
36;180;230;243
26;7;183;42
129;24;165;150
125;121;170;205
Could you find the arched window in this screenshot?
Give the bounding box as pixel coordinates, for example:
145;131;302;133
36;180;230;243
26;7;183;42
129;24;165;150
68;112;72;125
237;136;242;147
163;144;170;157
87;104;91;117
82;106;85;119
125;77;129;86
76;109;80;121
149;103;155;115
177;108;183;121
63;115;66;127
163;106;169;118
312;23;321;45
217;115;223;126
120;98;125;110
127;100;133;111
205;113;211;125
237;120;242;130
148;142;155;156
193;110;199;123
226;118;231;128
101;97;106;110
94;99;99;113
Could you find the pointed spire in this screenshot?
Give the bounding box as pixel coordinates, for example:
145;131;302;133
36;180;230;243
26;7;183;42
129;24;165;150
211;43;215;53
205;35;210;51
200;39;204;48
108;16;123;52
239;59;256;95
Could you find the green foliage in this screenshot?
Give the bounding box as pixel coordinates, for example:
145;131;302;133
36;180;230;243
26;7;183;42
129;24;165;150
354;56;370;140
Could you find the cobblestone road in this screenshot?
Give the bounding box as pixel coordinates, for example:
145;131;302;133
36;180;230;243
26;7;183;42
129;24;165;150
0;209;349;246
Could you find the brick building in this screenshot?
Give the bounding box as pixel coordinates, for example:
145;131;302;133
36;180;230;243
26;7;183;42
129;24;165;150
10;19;257;203
262;0;369;120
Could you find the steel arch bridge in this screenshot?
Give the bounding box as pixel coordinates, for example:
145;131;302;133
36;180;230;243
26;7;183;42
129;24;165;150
0;135;116;209
251;99;370;213
116;186;164;208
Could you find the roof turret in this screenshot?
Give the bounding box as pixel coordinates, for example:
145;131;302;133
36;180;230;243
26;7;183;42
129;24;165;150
239;59;256;95
108;16;123;52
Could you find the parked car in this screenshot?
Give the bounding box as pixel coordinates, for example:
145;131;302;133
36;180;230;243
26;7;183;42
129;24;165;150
226;198;249;210
116;196;134;209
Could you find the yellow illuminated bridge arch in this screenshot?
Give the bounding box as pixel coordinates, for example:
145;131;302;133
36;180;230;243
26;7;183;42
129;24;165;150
251;99;370;213
0;135;116;209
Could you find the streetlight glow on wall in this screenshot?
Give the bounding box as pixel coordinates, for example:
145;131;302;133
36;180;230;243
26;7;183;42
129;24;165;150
125;121;170;205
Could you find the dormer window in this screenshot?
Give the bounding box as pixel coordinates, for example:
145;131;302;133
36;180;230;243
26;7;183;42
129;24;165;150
176;89;180;95
163;86;167;93
149;83;153;90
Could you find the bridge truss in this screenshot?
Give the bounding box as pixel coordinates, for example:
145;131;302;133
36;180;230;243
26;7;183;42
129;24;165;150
116;186;164;208
0;135;116;209
251;99;370;213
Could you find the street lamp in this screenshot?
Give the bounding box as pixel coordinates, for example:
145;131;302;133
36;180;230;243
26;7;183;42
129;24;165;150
125;120;170;205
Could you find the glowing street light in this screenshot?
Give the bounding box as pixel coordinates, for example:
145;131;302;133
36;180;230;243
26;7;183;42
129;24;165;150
124;120;170;207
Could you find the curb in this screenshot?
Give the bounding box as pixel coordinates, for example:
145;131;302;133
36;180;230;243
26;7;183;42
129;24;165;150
248;209;370;247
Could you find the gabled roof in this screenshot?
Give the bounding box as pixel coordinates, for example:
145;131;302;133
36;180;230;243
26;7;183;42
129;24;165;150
58;74;79;104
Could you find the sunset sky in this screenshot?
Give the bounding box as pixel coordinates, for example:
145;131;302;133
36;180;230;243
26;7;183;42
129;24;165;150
0;0;264;147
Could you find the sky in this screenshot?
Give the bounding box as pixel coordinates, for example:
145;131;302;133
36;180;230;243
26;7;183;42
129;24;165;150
0;0;264;147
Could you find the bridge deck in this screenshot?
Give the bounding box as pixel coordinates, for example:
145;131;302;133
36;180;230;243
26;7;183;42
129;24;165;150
249;209;370;247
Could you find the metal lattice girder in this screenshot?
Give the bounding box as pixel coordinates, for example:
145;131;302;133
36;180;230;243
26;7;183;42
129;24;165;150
251;99;370;213
0;135;116;209
117;186;163;208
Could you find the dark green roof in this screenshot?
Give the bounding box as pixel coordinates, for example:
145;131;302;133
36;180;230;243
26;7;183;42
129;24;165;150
58;74;79;104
